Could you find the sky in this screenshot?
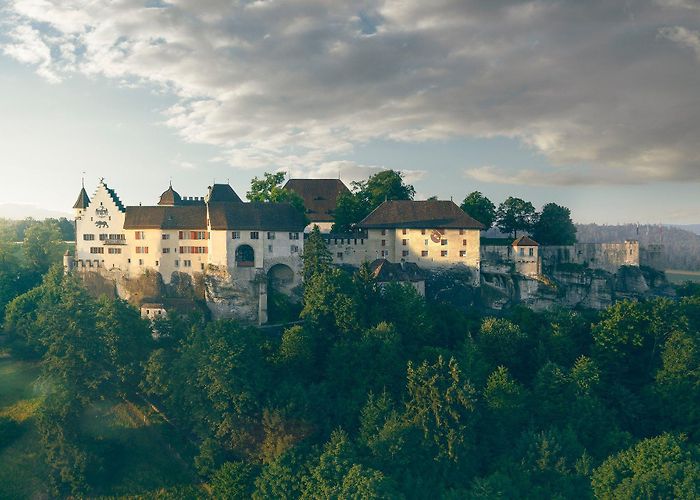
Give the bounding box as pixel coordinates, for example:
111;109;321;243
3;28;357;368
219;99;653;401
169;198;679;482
0;0;699;224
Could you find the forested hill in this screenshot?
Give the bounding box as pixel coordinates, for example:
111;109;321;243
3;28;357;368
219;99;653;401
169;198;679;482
576;223;700;271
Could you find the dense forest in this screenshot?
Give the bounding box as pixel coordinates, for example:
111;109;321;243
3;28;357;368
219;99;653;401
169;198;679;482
1;226;700;498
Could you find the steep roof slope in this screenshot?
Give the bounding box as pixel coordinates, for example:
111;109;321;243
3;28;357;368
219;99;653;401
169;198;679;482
208;202;307;231
358;200;484;229
283;178;350;222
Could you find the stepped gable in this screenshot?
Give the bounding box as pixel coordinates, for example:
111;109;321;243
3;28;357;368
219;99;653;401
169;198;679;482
104;184;126;212
207;183;243;203
512;236;539;246
208;202;307;231
358;200;485;229
124;205;207;229
73;187;90;209
283;178;350;222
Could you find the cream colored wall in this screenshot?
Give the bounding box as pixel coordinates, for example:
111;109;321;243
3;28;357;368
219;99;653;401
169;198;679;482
74;182;127;271
326;227;481;283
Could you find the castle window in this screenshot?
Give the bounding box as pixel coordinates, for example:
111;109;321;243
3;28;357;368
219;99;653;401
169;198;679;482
441;250;448;257
402;250;409;257
163;248;170;254
337;252;343;259
184;260;192;267
424;240;428;246
381;250;388;257
139;259;144;265
136;246;149;254
236;245;255;267
162;234;170;240
459;250;466;257
232;231;240;239
402;229;407;235
402;239;408;246
108;248;121;254
459;229;465;235
250;232;259;240
381;229;386;235
421;229;426;235
268;245;273;252
529;248;534;257
90;247;104;254
175;260;179;267
441;239;448;246
99;234;107;241
519;248;525;256
381;240;386;247
291;245;299;253
83;234;95;241
155;260;159;266
267;232;275;240
135;231;145;240
421;250;428;257
289;232;299;240
462;239;467;246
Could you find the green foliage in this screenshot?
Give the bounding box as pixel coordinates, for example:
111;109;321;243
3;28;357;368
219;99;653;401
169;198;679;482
405;356;477;462
460;191;496;230
591;433;700;499
532;202;577;245
22;220;65;273
495;196;537;238
210;460;259;499
247;171;306;215
332;170;415;232
301;225;333;282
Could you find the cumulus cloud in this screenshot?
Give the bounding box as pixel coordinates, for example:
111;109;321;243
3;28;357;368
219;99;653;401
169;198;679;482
2;0;700;184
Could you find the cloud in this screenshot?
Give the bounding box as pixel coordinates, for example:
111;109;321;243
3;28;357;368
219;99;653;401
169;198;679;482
2;0;700;184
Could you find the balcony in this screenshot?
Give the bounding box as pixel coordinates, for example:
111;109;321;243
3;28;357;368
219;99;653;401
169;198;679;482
102;239;127;246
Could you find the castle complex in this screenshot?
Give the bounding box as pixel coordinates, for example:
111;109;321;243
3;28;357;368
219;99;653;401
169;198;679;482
66;178;644;322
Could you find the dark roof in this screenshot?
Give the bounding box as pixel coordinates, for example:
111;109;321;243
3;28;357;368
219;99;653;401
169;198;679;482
512;236;539;247
358;200;485;230
158;185;182;206
283;178;350;222
208;202;307;231
124;205;207;229
105;185;126;212
208;184;243;203
370;259;426;283
73;187;90;209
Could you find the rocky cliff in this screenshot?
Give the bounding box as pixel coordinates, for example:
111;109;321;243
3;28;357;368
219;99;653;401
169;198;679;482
431;265;674;312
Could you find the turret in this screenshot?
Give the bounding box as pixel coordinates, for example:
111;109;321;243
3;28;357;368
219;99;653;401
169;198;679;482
73;184;90;220
63;249;75;275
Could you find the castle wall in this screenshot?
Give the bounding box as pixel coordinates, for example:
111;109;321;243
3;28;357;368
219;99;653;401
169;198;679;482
539;241;640;273
325;227;481;285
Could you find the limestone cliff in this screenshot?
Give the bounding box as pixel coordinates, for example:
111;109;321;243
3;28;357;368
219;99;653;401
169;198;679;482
476;265;673;312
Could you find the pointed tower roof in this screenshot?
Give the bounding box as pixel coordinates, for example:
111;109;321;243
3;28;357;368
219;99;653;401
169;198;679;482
158;183;183;206
73;187;90;209
207;183;243;203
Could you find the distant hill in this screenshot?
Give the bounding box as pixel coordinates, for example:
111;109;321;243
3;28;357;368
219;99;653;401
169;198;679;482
671;224;700;236
576;223;700;271
0;203;71;220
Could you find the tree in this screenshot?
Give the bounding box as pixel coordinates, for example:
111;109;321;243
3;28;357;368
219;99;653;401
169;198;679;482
211;461;260;499
247;171;306;214
495;197;537;238
591;434;700;499
301;225;332;282
532;203;577;245
23;220;64;273
405;356;478;462
460;192;496;230
331;170;415;232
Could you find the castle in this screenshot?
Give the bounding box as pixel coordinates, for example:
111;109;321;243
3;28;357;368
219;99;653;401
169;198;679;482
66;178;644;323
